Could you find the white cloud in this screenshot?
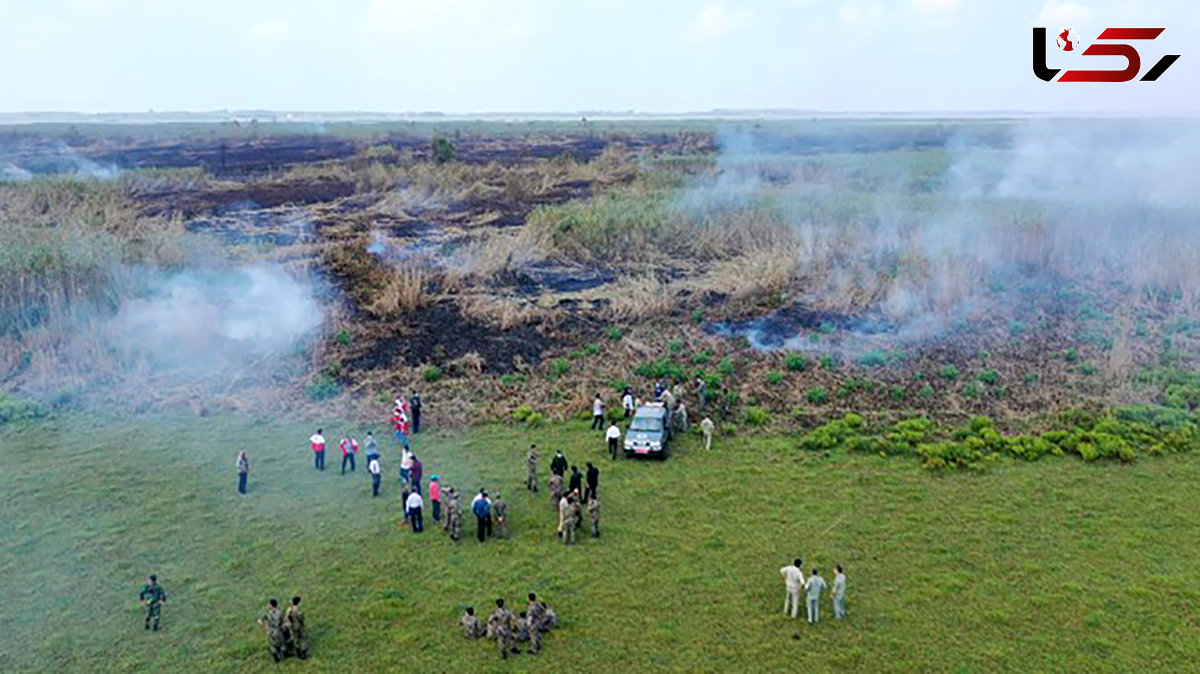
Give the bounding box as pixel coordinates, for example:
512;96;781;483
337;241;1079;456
912;0;961;14
365;0;536;45
837;1;884;26
249;19;292;43
1037;1;1093;27
686;4;751;43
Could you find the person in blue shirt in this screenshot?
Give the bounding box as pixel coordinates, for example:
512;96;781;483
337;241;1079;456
472;489;493;542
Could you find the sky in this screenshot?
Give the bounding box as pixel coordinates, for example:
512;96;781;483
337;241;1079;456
0;0;1196;114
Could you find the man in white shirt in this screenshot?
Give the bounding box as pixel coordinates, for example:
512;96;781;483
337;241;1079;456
309;429;326;471
400;448;414;483
605;423;621;460
779;558;804;619
406;490;424;533
368;457;382;497
621;388;634;418
805;567;828;624
590;395;604;431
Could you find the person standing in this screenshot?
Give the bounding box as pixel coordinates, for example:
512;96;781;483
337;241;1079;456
584;462;599;501
364;432;379;464
550;450;568;478
588;496;600;538
493;491;508;539
310;429;326;471
339;435;358;474
139;574;167;631
557;492;569;539
695;377;708;412
410;392;422;434
399;447;414;484
258;598;287;663
805;567;828;625
622;387;634;418
410;454;424;496
562;495;578;545
591;394;605;430
393;400;411;449
700;417;715;451
406;489;424;533
236;450;249;495
368;455;382;496
429;475;442;521
676;402;689;433
606;422;621;460
548;473;563;509
568;465;582;496
780;558;804;619
526;445;538;492
285;596;308;660
460;607;483;639
833;565;847;620
473;489;493;542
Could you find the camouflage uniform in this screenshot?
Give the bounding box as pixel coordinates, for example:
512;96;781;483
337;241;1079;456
442;488;455;532
541;605;558;631
526;449;538;492
516;614;541;654
562;499;578;545
258;605;287;662
487;606;516;659
526;602;547;651
139;581;167;631
285;604;308;659
448;492;462;542
548;474;563;508
493;496;508;539
460;612;483;639
588;497;600;538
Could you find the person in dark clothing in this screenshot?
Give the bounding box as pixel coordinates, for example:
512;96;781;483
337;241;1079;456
410;455;423;496
473;490;493;542
411;392;422;434
584;462;599;501
568;465;582;496
237;451;249;494
550;451;568;477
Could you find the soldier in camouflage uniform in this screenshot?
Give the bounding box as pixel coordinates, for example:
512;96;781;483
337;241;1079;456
548;473;563;509
460;607;483;639
448;489;462;542
257;598;287;663
526;445;538;492
442;487;455;532
562;495;579;545
285;596;308;660
525;594;546;652
138;574;167;631
487;598;518;659
493;491;508;539
588;496;601;538
515;611;541;654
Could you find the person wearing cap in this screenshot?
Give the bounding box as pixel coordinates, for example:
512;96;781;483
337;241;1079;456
429;474;442;521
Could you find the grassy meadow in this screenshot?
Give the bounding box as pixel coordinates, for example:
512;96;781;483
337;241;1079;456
3;414;1200;672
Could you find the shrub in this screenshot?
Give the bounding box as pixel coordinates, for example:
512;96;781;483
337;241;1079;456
1079;363;1099;376
721;423;738;436
335;329;352;346
918;385;935;399
891;387;908;403
691;308;705;324
692;349;713;365
548;358;570;379
978;370;998;385
744;406;771;426
765;371;785;386
963;382;982;398
634;357;685;381
806;387;829;405
0;395;43;424
940;365;960;381
1064;348;1079;363
819;321;836;334
606;326;623;341
1024;373;1039;385
305;374;340;401
500;373;529;388
569;344;600;360
718;357;735;376
668;340;683;354
785;353;811;372
432;137;456;163
524;412;546;427
820;356;837;371
422;365;443;383
857;349;890;367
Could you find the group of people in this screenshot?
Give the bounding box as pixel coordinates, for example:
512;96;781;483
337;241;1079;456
601;383;719;453
780;560;848;624
528;447;602;544
257;596;309;662
460;593;560;660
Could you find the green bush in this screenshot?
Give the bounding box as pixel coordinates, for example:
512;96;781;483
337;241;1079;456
765;371;785;386
940;365;960;381
511;404;536;423
963;382;982;398
857;349;890;367
692;349;713;365
785;353;811;372
721;423;738;436
1079;363;1099;376
0;395;43;424
548;358;570;379
668;340;683;354
500;373;529;388
569;344;600;360
820;356;837;371
718;357;735;376
1064;348;1079;363
432;137;456;163
806;387;829;405
634;357;685;381
606;326;623;341
335;329;352;346
744;406;771;426
422;365;443;383
918;385;935;399
305;374;340;401
691;308;705;324
978;370;998;385
891;387;908;403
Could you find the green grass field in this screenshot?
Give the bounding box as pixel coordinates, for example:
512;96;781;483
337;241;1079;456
3;414;1200;672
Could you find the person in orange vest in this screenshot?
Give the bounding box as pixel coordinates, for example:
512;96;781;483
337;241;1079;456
339;435;359;474
309;429;326;471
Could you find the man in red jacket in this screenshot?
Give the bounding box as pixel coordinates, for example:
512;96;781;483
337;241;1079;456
310;429;326;471
339;435;359;474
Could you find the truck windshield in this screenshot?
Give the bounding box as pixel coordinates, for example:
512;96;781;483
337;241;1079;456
630;416;662;432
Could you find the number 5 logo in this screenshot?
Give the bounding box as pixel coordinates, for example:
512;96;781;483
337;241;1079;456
1033;27;1181;82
